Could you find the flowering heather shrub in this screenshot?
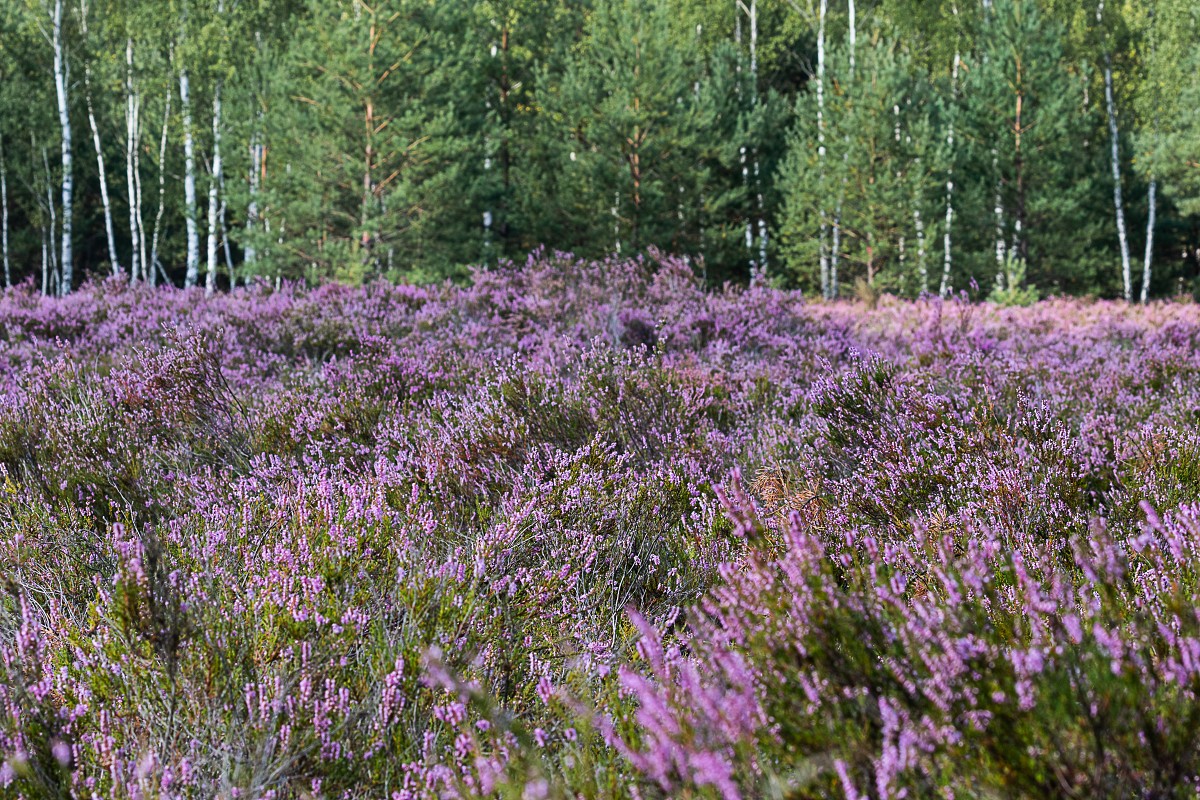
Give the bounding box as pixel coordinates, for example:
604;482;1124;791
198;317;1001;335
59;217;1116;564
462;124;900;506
2;253;1200;797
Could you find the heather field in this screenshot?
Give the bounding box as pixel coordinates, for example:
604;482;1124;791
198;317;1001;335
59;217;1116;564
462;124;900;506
5;255;1200;799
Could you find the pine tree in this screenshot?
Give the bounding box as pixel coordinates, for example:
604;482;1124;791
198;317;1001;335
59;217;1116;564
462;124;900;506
779;33;937;295
958;0;1107;295
535;0;728;263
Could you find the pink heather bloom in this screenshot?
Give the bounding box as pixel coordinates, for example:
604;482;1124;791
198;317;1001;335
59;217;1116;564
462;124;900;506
51;740;71;767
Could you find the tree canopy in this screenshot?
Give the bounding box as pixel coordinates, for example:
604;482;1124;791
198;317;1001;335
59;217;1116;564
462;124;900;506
0;0;1196;298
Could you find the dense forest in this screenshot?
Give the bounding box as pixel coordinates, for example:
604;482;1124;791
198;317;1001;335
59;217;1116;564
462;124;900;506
0;0;1197;298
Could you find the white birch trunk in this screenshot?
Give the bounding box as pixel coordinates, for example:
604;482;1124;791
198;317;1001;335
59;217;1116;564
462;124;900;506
125;37;142;281
482;43;494;264
817;0;829;298
80;0;120;276
735;9;752;271
42;229;49;296
52;0;73;294
245;128;261;266
831;212;841;298
1103;55;1131;301
1141;178;1155;303
150;85;172;287
206;75;224;295
85;87;121;276
245;30;264;267
81;26;122;278
993;148;1005;273
940;42;959;298
134;108;147;281
1096;0;1131;301
830;0;856;300
914;207;927;295
848;0;856;74
180;63;201;287
749;0;767;278
612;191;621;254
132;43;150;281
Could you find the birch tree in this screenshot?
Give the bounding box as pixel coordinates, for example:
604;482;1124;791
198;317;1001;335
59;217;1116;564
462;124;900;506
40;142;58;294
79;0;122;276
179;50;200;286
817;0;829;297
204;0;225;295
828;0;857;299
939;3;960;297
125;36;144;280
1132;0;1198;302
48;0;73;294
1096;0;1131;300
243;32;264;268
204;69;223;294
149;84;171;286
0;0;1192;292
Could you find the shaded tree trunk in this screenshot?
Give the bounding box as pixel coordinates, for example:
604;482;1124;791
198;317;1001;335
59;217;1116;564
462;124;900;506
1012;55;1026;264
150;84;172;287
220;193;234;282
0;136;9;288
42;145;59;295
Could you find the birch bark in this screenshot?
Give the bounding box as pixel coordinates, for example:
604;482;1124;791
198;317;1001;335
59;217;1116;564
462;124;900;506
245;31;264;267
817;0;829;298
81;0;121;276
206;74;223;295
1103;53;1131;300
179;58;201;286
125;37;142;280
830;0;856;299
1097;0;1131;300
52;0;73;294
940;29;959;297
42;146;59;294
245;128;262;266
1141;179;1156;303
748;0;767;277
150;85;171;286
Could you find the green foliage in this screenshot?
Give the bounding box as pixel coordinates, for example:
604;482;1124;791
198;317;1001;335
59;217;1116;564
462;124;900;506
989;253;1039;306
779;32;940;295
0;0;1197;295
